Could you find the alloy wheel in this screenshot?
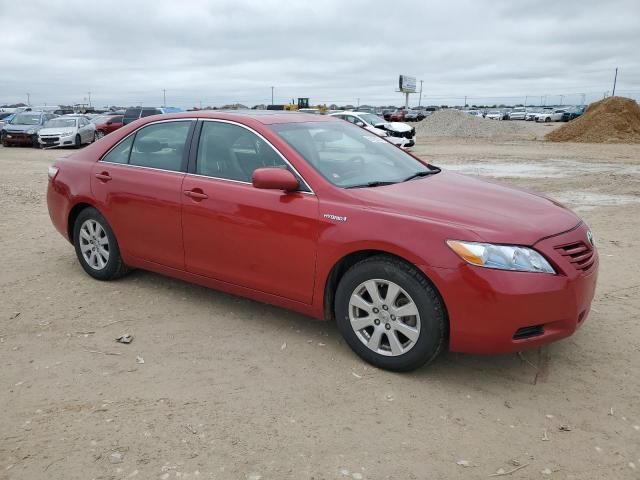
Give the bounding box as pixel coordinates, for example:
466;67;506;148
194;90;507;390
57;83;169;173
79;219;109;270
348;279;421;356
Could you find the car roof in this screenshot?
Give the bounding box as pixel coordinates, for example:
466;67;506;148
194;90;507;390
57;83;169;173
140;110;337;125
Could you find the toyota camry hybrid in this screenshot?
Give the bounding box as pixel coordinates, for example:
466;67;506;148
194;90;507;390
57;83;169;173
46;111;598;371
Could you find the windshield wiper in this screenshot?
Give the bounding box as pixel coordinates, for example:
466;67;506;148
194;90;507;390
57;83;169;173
346;180;398;189
403;167;441;182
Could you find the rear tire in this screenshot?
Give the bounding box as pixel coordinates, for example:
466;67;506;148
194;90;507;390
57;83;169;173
73;207;129;281
335;255;447;372
544;117;551;123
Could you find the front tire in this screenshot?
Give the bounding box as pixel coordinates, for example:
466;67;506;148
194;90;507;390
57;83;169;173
74;134;81;148
73;207;129;280
335;255;447;372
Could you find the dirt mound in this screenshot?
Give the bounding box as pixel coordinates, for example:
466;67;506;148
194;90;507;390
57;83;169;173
546;96;640;144
415;109;542;140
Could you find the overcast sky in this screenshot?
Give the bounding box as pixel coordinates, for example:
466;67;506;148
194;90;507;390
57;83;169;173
2;0;639;108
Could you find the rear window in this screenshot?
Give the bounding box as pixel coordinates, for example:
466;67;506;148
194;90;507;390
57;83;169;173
141;108;162;117
122;108;141;125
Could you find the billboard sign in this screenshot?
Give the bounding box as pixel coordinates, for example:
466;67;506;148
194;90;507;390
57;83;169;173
399;75;417;93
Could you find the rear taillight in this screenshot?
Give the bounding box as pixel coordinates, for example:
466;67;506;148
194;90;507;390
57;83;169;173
48;165;59;180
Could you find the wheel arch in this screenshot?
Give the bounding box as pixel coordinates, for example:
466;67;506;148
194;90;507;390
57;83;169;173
67;202;97;244
322;249;449;326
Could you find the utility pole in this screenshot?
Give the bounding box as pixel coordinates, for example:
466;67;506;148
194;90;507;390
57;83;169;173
357;98;360;108
26;92;30;105
580;93;586;105
162;89;166;107
524;95;529;107
419;80;423;107
464;95;467;107
88;91;91;107
271;86;274;105
559;94;564;106
612;67;618;97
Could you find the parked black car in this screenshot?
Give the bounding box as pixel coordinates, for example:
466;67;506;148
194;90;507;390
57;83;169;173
561;106;586;122
122;107;183;125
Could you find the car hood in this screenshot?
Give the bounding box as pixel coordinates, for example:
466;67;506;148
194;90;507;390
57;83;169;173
345;170;580;245
4;124;41;132
39;127;75;136
374;122;412;133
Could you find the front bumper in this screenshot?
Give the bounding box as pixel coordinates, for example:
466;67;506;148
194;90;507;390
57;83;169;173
428;223;598;354
39;134;75;148
4;132;37;145
386;136;415;148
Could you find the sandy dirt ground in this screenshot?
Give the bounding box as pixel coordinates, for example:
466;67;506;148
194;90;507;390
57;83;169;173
1;127;639;479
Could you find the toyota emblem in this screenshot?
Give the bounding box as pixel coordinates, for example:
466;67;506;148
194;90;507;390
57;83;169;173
587;230;594;246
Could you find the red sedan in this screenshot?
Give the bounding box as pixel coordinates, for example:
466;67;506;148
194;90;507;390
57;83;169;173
92;114;124;139
390;109;407;121
47;111;598;371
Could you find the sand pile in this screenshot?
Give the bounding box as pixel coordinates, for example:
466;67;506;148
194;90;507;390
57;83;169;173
546;96;640;144
415;109;535;139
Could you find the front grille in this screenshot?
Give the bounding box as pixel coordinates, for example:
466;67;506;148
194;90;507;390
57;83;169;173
554;240;595;273
41;137;59;143
513;324;544;340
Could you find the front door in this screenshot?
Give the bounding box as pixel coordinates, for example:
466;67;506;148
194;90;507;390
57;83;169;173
91;120;194;269
181;120;319;304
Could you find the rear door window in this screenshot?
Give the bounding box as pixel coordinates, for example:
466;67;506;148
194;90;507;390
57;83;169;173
102;135;134;164
128;121;192;172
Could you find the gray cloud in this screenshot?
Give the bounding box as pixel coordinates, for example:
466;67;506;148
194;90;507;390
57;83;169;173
1;0;638;108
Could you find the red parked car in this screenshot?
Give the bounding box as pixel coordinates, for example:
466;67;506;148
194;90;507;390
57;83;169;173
47;111;598;371
92;114;124;139
390;109;407;121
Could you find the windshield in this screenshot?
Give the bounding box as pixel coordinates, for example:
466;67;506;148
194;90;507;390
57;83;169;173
359;113;386;125
270;121;434;188
45;118;77;128
11;113;42;125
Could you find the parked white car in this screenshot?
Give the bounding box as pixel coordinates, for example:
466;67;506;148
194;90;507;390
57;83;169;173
38;116;96;148
507;107;527;120
463;110;484;119
485;110;505;120
535;108;567;123
329;111;416;148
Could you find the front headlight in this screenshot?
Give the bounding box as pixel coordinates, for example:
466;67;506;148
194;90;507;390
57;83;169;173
27;129;36;134
446;240;555;274
61;131;75;137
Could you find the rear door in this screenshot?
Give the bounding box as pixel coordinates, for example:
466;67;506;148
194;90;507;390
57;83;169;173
181;120;319;304
91;120;195;269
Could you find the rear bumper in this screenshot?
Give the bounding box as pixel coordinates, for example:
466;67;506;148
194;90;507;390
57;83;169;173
47;179;73;242
428;223;598;354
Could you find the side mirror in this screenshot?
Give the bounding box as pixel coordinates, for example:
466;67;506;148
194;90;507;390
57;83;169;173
355;121;365;127
106;120;113;125
252;168;299;192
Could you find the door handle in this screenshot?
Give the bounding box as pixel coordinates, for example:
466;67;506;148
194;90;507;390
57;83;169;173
95;172;112;182
184;189;208;200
